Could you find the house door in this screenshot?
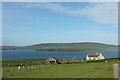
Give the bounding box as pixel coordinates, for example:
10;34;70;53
50;61;55;64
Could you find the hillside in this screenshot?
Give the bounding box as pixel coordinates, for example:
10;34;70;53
1;42;118;51
1;46;17;50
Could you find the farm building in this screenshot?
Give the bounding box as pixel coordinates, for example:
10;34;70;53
72;57;80;62
44;57;59;64
62;58;69;63
80;59;85;61
86;53;105;60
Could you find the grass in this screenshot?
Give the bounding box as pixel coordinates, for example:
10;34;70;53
2;58;119;78
2;59;45;67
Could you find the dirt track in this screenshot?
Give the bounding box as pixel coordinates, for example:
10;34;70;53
113;64;119;80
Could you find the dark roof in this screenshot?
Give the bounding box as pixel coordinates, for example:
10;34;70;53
88;54;99;57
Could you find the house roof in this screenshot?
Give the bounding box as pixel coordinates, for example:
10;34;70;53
72;57;79;60
47;57;58;60
88;54;99;57
63;58;68;61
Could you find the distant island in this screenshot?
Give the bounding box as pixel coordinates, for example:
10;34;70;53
1;42;118;51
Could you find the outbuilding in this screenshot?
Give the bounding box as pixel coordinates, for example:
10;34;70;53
72;57;80;62
62;58;69;63
44;57;59;64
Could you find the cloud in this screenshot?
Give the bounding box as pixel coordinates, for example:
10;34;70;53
18;3;70;13
17;2;118;25
70;3;118;24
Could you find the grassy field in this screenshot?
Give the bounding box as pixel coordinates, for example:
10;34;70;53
2;58;119;78
2;59;45;67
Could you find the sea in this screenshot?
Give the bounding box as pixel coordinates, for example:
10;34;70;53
1;50;119;60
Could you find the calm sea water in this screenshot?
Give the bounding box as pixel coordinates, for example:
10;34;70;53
1;50;118;60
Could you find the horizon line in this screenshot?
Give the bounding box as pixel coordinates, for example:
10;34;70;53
1;41;118;46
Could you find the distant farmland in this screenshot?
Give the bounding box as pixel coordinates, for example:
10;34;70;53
1;42;118;51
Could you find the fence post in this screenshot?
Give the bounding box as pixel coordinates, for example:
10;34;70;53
28;66;29;70
10;67;12;73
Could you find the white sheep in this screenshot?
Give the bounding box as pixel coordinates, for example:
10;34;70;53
22;66;25;69
105;60;108;62
18;66;21;72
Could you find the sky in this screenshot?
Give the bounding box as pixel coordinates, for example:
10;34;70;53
2;2;118;46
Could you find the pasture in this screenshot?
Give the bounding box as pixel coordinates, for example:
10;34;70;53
2;58;119;78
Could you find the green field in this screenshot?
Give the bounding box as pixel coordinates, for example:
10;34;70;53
2;58;119;78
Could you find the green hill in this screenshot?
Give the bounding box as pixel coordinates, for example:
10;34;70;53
1;42;118;51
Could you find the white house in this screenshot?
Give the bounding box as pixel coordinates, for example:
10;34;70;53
86;53;105;60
